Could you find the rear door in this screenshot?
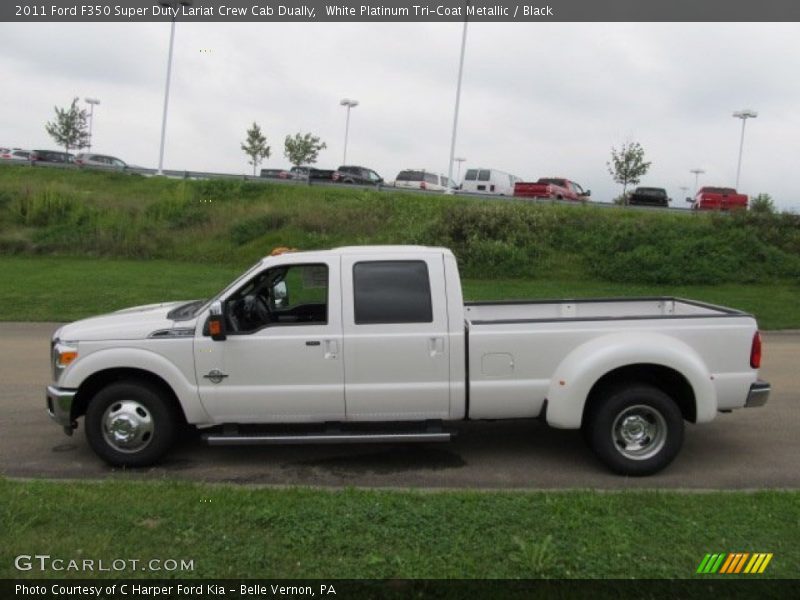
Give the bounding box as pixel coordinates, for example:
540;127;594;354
341;253;451;420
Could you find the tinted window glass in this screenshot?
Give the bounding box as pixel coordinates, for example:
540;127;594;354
465;169;478;181
353;261;432;325
478;169;491;181
424;173;438;184
397;170;424;182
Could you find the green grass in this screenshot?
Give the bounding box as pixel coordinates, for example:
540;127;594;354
2;256;798;328
1;164;799;286
1;479;797;579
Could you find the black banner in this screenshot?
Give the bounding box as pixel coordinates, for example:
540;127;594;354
4;0;800;23
2;579;794;600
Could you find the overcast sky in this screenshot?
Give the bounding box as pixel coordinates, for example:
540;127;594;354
2;22;799;209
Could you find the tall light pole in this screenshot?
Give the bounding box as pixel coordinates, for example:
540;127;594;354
446;3;470;194
733;109;757;189
690;168;705;193
340;98;358;165
84;97;100;152
157;0;192;175
454;157;466;184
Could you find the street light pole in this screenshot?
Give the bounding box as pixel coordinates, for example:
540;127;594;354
157;0;192;175
454;157;466;184
85;98;100;152
340;98;359;165
446;3;469;194
733;109;757;190
690;168;705;193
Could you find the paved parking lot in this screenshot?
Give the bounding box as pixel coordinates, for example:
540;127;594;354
1;322;797;489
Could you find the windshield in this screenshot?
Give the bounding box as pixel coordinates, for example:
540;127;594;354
185;260;265;319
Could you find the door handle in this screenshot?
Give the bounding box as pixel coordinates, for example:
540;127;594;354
428;337;444;357
324;340;339;360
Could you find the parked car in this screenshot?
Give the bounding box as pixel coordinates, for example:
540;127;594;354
688;187;748;211
393;169;453;192
628;187;670;207
461;168;522;196
332;165;384;185
0;148;32;161
260;168;290;179
514;177;591;201
74;153;127;169
30;150;74;164
288;166;336;181
46;245;769;476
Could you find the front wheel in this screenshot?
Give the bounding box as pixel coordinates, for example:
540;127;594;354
584;384;684;476
85;381;177;467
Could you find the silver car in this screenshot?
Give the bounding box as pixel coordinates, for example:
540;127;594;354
1;148;32;161
74;153;127;169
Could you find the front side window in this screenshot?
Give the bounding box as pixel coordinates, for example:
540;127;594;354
478;169;491;181
225;263;328;333
464;169;478;181
353;261;432;325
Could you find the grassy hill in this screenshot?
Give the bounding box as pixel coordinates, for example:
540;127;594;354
1;165;799;285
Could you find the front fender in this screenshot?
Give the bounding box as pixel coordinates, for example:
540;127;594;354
545;331;716;429
61;346;210;424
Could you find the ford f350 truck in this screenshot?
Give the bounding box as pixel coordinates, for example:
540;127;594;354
47;246;770;475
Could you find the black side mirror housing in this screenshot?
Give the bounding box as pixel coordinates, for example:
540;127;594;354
208;301;227;341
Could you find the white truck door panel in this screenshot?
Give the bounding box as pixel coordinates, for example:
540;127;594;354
194;259;344;423
341;254;450;420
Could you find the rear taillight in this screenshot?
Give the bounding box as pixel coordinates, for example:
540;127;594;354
750;331;762;369
1;154;9;159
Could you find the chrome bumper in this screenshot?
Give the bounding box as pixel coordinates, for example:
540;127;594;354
46;385;77;435
745;380;770;408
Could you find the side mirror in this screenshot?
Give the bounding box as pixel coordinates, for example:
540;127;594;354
584;189;591;197
208;301;227;341
685;197;693;204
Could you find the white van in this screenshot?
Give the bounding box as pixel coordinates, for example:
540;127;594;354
461;168;522;196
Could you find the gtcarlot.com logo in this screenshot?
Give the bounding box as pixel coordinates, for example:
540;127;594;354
696;552;773;574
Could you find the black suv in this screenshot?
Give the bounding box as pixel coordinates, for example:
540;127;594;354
332;165;383;185
31;150;74;164
627;187;670;207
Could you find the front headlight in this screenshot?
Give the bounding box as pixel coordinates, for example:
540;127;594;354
52;340;79;381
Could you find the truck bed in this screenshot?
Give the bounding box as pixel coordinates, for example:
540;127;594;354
464;297;747;324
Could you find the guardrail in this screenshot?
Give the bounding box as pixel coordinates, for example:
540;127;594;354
0;160;693;213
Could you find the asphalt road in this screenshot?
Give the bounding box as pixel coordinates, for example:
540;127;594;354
1;322;797;489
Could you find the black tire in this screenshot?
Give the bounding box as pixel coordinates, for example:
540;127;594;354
85;380;177;467
583;384;684;476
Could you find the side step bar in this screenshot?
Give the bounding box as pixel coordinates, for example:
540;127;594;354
204;431;451;446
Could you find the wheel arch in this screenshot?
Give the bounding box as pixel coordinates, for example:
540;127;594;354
73;368;186;425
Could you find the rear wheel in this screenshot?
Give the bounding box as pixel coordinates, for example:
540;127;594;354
85;380;177;467
584;384;684;476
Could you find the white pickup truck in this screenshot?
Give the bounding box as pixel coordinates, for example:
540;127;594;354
47;246;770;475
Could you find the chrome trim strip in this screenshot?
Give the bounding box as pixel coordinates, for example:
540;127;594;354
745;381;770;408
148;328;195;338
203;432;452;446
46;385;77;428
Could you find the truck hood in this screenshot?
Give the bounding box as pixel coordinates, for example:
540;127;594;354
55;301;198;342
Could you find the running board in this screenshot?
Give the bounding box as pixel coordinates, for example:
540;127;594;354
203;431;452;446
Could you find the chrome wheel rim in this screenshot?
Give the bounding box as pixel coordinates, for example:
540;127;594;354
612;404;667;461
101;400;154;453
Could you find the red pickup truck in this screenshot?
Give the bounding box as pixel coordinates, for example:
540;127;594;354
514;178;591;201
688;187;748;211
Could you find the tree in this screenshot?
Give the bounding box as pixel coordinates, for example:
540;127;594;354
607;141;652;202
240;122;271;176
45;97;90;155
284;132;327;167
749;193;776;214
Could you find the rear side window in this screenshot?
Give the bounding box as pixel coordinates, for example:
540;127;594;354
424;173;438;185
353;261;432;324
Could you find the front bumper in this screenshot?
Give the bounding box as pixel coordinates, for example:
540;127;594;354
46;385;77;435
745;380;771;408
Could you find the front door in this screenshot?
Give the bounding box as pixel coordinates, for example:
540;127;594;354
194;258;344;423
